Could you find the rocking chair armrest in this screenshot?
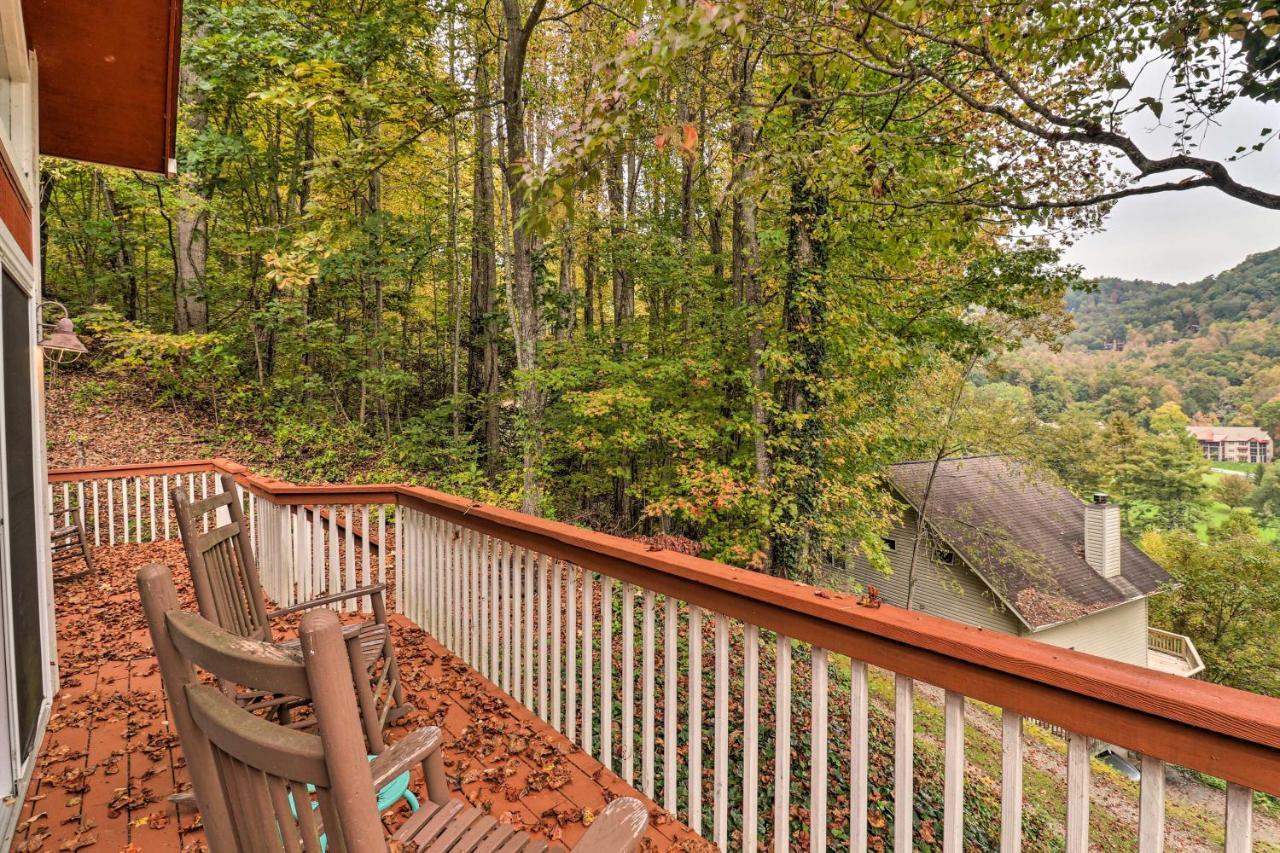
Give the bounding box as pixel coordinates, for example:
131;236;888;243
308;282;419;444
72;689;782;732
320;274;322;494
368;726;443;791
267;584;387;618
573;798;649;852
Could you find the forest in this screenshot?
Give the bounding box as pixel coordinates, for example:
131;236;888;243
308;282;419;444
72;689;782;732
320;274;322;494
39;0;1280;595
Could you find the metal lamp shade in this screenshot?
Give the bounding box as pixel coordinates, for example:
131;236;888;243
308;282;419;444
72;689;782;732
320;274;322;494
41;317;88;357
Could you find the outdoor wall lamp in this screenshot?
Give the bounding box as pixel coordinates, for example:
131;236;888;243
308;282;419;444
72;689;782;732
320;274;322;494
38;300;88;363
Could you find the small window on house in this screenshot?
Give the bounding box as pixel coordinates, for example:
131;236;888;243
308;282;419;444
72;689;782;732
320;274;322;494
934;547;956;565
882;537;896;551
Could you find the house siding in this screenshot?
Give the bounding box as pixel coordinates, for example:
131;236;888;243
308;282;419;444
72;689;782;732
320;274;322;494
1026;598;1148;667
830;508;1021;634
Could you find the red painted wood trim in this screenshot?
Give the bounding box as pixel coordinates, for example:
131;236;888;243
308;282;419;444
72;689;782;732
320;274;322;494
0;140;33;260
48;458;1280;793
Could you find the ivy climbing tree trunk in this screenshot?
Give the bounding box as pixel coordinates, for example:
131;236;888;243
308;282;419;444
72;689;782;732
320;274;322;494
770;65;829;580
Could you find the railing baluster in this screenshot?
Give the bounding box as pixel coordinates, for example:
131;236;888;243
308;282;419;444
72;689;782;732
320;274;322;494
850;658;868;853
148;476;156;541
894;675;913;853
1225;783;1253;853
742;623;759;852
621;581;635;783
61;482;69;527
491;537;501;686
714;613;729;850
200;473;208;531
134;477;142;542
566;563;577;744
76;482;85;542
641;588;655;798
539;553;550;721
393;506;403;617
311;506;324;607
378;506;387;599
664;595;678;816
600;574;613;769
1066;731;1090;852
478;533;490;678
1002;711;1023;853
773;634;790;853
107;479;115;546
472;531;483;669
294;506;307;608
332;504;343;596
689;605;704;836
503;541;513;694
552;558;563;728
812;648;829;853
1138;754;1164;852
525;548;535;710
944;691;965;852
361;505;370;611
582;571;593;756
121;477;129;542
93;480;101;545
341;506;354;608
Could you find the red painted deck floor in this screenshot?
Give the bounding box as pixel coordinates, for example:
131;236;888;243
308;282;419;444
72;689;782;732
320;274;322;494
14;540;713;852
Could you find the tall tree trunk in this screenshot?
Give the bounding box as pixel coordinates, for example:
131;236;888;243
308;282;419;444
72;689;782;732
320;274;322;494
770;66;829;580
730;46;772;518
555;209;575;340
582;229;595;333
501;0;548;514
606;146;632;342
97;172;139;321
469;46;501;467
175;57;210;333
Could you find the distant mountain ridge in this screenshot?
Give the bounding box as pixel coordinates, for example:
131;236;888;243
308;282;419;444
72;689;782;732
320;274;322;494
1065;246;1280;348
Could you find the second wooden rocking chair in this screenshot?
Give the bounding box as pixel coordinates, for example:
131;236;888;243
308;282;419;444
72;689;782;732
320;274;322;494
171;472;411;750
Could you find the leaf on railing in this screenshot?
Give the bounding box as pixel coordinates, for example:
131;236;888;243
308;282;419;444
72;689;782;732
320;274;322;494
857;584;883;608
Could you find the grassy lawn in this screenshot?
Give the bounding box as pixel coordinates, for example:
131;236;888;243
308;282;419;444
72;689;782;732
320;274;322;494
1209;460;1260;474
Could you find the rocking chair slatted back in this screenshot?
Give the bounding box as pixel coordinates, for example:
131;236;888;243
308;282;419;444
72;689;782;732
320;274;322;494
172;474;271;642
186;684;346;853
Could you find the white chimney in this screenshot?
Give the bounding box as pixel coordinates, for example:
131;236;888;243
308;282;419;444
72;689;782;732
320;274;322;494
1084;493;1121;578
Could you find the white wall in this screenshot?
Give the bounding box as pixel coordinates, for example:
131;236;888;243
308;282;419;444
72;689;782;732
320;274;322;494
1027;598;1149;668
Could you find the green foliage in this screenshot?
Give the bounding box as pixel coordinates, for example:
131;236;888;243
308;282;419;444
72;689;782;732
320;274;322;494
1213;473;1255;507
77;306;237;419
1145;528;1280;696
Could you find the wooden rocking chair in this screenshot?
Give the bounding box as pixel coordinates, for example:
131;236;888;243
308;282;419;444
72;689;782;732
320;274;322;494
49;506;95;581
137;563;649;853
171;473;411;751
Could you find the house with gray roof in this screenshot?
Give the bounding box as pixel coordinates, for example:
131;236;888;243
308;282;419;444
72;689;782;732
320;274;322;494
834;455;1203;677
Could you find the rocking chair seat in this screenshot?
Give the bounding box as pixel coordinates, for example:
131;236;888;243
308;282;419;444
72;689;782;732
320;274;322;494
278;620;388;669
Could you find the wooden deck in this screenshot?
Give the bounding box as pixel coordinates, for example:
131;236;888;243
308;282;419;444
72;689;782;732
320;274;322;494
13;540;711;852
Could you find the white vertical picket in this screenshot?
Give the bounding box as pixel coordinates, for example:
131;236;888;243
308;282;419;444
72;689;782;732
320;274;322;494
812;648;829;853
503;542;514;694
134;477;142;542
539;553;550;721
566;564;577;744
1138;755;1164;853
582;571;593;756
93;480;101;545
1066;731;1090;853
599;575;613;770
148;477;156;541
714;613;729;850
361;505;371;611
552;559;563;730
742;624;759;852
526;549;536;710
641;588;656;799
894;675;914;853
621;581;635;784
491;540;501;686
1225;783;1253;853
944;691;965;852
107;479;115;546
850;659;868;853
1001;711;1023;853
663;595;678;816
689;605;704;836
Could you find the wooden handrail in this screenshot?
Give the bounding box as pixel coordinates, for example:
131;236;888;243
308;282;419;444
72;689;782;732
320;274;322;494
50;457;1280;794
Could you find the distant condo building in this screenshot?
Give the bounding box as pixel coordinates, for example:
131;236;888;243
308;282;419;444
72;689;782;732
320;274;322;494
1187;425;1272;463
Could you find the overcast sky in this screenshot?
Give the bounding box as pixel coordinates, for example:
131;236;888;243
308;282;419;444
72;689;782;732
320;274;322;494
1060;73;1280;285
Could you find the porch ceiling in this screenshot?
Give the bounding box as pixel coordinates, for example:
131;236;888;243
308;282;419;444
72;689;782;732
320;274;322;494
23;0;180;174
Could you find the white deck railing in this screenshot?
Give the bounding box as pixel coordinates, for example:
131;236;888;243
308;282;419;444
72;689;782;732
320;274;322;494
50;459;1280;852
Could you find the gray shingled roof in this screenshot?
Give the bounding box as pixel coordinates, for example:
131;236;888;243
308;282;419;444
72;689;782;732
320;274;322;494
886;455;1172;631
